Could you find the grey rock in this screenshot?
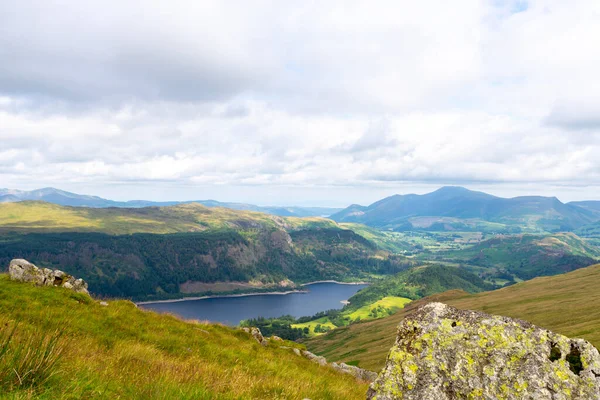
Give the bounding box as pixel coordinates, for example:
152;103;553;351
8;259;89;294
241;327;268;346
301;350;328;366
367;302;600;400
332;362;378;382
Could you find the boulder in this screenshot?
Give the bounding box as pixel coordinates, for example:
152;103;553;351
8;259;89;295
367;302;600;400
241;327;268;346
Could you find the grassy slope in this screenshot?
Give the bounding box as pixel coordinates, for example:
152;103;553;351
0;275;367;399
0;201;338;235
305;264;600;372
432;232;600;280
291;297;412;337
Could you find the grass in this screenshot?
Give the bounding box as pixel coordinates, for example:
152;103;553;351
292;317;338;336
305;263;600;372
0;202;339;235
291;297;412;337
0;324;64;390
345;297;412;321
0;274;368;399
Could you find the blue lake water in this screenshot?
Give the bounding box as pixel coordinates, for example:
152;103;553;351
139;282;368;325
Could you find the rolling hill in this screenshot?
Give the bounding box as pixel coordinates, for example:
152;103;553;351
0;274;368;399
431;232;600;281
0;187;341;217
304;263;600;372
330;186;598;232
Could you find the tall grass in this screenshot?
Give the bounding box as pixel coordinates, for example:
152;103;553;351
0;323;65;391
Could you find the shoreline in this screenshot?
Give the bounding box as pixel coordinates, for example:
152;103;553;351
301;280;370;286
137;289;308;305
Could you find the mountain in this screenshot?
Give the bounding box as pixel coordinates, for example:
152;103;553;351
0;187;341;217
305;263;600;372
330;186;598;232
0;274;367;399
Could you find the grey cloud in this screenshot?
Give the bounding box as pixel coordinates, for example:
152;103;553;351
545;102;600;131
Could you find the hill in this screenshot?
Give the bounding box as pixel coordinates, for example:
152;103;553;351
304;263;600;372
431;232;600;281
0;188;341;217
330;186;598;232
0;274;367;399
0;203;414;300
0;201;339;235
344;264;494;311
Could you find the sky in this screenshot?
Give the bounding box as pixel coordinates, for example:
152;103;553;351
1;0;600;207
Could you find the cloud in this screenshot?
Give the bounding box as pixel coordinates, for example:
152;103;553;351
1;0;600;204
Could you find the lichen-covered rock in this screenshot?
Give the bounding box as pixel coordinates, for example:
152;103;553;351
368;302;600;400
241;327;268;346
8;259;89;294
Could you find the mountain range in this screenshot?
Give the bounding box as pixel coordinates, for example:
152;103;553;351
0;187;341;217
331;186;600;232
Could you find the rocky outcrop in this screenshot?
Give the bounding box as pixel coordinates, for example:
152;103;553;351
331;362;378;382
241;327;268;346
8;259;89;294
367;302;600;400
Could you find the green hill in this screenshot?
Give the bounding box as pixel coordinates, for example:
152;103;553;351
0;203;416;300
0;201;338;235
304;263;600;372
0;275;367;399
344;264;494;311
330;186;598;232
431;232;600;281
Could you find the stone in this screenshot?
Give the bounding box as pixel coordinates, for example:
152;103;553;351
99;301;109;307
301;350;328;366
8;259;89;295
241;327;268;346
331;362;378;382
367;302;600;400
270;335;284;342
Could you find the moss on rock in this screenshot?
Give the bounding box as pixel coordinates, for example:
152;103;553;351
367;302;600;399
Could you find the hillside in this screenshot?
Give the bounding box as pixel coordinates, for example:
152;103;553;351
344;264;494;311
305;263;600;372
0;229;415;301
0;274;368;399
0;201;340;235
331;186;598;232
0;188;341;217
432;232;600;281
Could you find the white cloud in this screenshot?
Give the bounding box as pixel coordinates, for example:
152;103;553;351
1;0;600;204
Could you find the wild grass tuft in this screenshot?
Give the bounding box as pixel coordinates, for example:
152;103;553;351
0;323;65;391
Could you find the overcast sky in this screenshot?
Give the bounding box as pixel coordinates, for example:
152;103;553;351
1;0;600;206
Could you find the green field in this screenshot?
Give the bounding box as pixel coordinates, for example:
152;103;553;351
291;297;412;337
345;296;412;321
305;263;600;372
0;275;368;399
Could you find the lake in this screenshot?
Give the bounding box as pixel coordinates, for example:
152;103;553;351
139;282;368;325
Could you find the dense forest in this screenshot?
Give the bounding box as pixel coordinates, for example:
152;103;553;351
0;229;415;300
